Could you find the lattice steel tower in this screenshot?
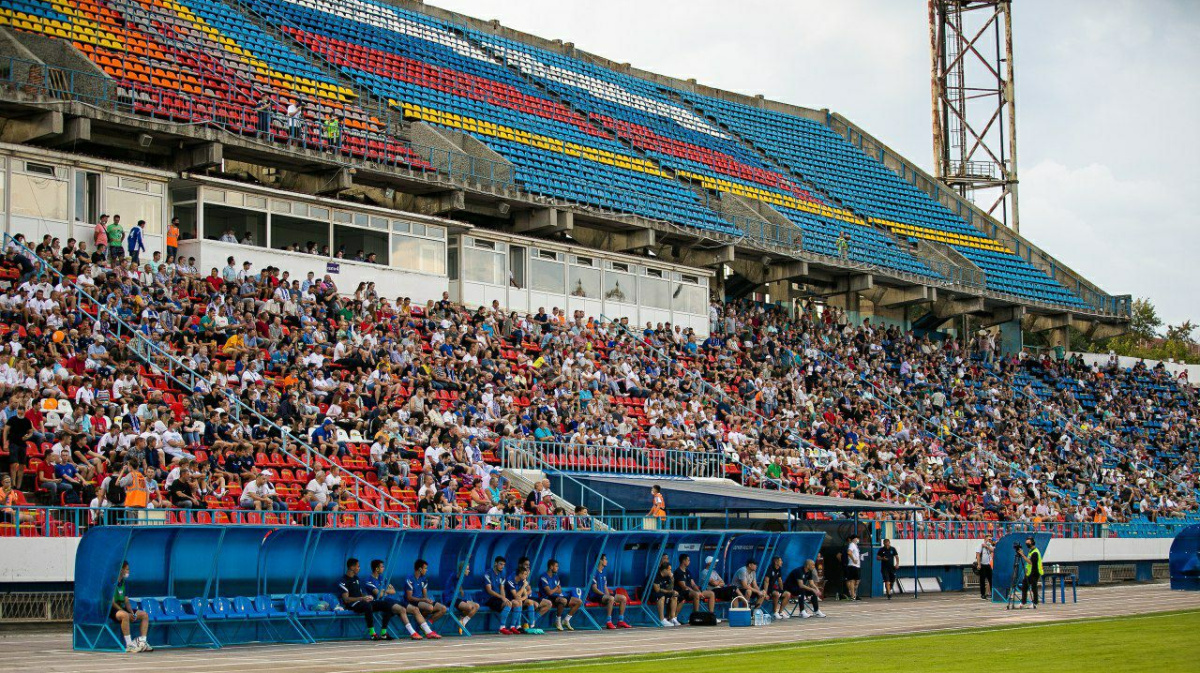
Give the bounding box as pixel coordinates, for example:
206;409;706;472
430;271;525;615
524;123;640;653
929;0;1020;232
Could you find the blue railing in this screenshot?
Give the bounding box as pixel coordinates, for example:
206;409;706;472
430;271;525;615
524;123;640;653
0;505;698;536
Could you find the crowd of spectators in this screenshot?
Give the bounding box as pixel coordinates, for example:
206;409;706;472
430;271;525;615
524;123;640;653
0;226;1196;532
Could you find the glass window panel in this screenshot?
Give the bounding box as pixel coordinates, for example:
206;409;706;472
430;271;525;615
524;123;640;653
509;246;525;289
334;224;388;264
604;271;636;303
530;258;564;294
427;226;445;240
74;171;99;224
106;188;163;234
641;275;669;309
568;265;601;298
411;222;426;237
391;234;445;275
674;283;706;315
11;172;68;222
447;246;459;281
244;195;267;210
392;220;410;234
464;246;503;285
309;206;330;221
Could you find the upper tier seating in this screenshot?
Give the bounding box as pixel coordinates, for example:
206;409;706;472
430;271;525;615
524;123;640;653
682;92;1088;307
0;0;433;169
253;0;740;236
474;33;937;278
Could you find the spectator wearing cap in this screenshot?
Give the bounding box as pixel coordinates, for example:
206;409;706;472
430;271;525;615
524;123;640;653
240;470;285;511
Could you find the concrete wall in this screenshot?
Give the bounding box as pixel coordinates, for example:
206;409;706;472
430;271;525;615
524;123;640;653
0;537;80;583
178;239;450;306
4;28;114;103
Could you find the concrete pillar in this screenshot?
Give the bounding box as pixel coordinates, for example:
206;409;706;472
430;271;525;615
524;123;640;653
998;317;1022;356
844;291;861;325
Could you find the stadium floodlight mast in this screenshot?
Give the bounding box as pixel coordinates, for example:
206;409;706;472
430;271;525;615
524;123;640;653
929;0;1020;232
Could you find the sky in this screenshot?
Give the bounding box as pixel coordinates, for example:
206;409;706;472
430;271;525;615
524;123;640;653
429;0;1199;327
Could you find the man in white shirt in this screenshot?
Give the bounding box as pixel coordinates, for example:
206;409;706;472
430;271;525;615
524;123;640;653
305;467;338;524
975;537;995;600
241;471;282;511
845;534;862;601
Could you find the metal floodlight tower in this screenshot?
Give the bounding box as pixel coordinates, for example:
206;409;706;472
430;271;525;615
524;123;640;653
929;0;1020;232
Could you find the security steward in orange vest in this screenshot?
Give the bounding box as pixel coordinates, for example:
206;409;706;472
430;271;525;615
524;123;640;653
649;484;666;520
119;459;150;509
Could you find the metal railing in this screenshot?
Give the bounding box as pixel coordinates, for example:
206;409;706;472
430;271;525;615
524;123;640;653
0;504;697;535
498;440;627;518
503;439;725;479
870;517;1194;541
3;234;410;519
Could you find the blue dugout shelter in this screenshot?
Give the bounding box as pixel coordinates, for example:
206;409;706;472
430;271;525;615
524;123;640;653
1169;524;1200;591
74;525;823;651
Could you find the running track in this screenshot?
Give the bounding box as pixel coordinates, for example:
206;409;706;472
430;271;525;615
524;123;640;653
3;583;1198;673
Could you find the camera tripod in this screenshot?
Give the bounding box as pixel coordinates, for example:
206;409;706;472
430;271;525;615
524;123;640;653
1005;553;1024;610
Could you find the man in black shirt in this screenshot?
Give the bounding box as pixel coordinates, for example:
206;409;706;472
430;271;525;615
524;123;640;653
674;554;715;614
3;396;34;489
763;556;792;619
876;538;901;599
783;560;826;618
337;558;376;636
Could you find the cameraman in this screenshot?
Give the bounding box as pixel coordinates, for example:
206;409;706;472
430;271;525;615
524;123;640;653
1016;537;1043;608
974;537;995;600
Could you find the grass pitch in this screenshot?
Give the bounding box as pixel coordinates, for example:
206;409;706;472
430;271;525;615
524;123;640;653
401;609;1199;673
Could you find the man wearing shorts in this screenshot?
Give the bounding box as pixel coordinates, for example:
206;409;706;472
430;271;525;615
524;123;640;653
763;555;793;619
705;556;739;602
483;556;520;635
734;560;766;609
538;558;580;631
675;554;715;614
876;538;900;599
589;553;631;629
845;535;863;600
336;558;376;638
506;561;543;635
363;559;423;640
110;561;152;652
442;561;479;630
403;559;444;639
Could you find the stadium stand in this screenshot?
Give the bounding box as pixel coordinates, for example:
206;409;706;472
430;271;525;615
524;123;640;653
0;232;1193;542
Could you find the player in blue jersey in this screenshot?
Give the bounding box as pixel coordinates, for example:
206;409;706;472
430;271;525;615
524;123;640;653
483;556;520;635
363;559;423;640
403;559;443;639
442;561;480;630
588;553;631;629
508;559;544;635
539;558;582;631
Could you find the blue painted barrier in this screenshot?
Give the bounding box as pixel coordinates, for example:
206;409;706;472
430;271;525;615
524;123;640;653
1169;524;1200;591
